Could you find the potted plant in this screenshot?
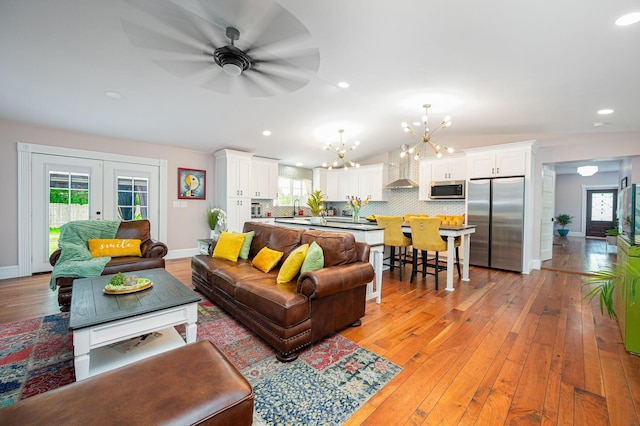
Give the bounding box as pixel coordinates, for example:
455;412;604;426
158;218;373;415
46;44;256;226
306;190;325;224
555;214;573;237
584;262;639;319
206;207;226;240
606;218;620;246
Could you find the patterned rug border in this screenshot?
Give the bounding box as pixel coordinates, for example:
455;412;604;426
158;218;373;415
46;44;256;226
0;301;402;425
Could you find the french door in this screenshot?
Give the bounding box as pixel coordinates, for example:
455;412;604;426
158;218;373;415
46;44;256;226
32;155;103;272
31;154;160;273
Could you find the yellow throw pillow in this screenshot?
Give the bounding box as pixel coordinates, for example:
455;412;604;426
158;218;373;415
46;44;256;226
212;232;246;262
277;244;309;284
252;247;283;273
87;239;141;258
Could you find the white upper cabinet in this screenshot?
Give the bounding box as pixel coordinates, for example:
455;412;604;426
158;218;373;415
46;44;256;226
216;149;252;198
338;169;359;201
315;164;389;202
358;164;389;201
418;160;432;201
325;170;340;201
251;157;278;199
430;156;467;181
467;149;527;179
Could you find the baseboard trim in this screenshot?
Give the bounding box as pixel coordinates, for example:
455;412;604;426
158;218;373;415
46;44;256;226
166;248;200;260
0;265;20;280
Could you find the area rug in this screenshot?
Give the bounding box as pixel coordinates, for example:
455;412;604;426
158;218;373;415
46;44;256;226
0;301;401;425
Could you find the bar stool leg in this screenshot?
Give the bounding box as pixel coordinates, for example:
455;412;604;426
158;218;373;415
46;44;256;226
455;247;461;277
410;247;418;284
390;246;395;272
434;252;439;290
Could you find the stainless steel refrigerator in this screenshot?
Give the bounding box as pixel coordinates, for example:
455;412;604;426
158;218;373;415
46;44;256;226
467;177;525;272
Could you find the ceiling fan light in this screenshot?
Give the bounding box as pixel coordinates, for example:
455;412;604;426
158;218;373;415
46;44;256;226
222;63;242;76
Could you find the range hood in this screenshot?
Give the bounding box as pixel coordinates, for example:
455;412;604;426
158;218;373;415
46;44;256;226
385;149;419;189
385;177;419;189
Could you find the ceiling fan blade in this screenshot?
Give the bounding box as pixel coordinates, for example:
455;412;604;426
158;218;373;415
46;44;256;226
251;47;320;74
124;0;224;48
153;57;213;79
121;19;207;55
241;69;303;97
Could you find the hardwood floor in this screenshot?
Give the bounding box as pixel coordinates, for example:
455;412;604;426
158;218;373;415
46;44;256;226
1;239;639;425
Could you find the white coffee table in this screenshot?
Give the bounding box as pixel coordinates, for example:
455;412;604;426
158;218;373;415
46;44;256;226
69;268;200;381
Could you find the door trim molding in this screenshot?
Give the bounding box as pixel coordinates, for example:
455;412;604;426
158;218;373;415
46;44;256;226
17;143;168;277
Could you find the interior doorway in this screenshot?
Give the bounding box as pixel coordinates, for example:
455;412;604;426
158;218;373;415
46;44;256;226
586;188;617;238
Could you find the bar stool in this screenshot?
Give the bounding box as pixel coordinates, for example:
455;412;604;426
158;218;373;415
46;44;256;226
376;215;412;281
437;215;464;277
409;217;461;289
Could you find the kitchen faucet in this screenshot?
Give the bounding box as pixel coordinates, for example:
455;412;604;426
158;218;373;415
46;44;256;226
293;199;299;216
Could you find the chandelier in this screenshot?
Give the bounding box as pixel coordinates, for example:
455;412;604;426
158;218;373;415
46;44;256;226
400;104;453;160
321;129;360;170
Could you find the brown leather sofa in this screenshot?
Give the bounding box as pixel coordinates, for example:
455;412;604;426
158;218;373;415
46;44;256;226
50;219;168;311
0;341;254;425
191;222;374;362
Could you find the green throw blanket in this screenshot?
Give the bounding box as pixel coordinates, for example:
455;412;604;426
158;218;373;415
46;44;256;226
49;220;122;290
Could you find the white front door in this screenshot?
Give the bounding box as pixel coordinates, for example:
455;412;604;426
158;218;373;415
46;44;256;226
32;154;103;273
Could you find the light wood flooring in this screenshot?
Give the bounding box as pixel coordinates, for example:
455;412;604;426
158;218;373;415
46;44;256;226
1;237;638;425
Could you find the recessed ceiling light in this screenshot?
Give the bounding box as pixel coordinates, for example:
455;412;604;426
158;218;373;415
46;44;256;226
593;122;605;127
337;82;350;88
262;130;272;136
597;109;614;115
104;91;122;99
295;162;304;167
615;12;640;26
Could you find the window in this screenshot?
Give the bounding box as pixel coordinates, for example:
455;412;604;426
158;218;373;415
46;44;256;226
117;176;149;220
48;171;89;228
276;177;312;206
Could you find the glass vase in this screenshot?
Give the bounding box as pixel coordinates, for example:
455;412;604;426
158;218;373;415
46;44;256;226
352;209;360;223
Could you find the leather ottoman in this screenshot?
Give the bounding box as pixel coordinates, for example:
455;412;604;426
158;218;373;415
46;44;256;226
0;341;253;425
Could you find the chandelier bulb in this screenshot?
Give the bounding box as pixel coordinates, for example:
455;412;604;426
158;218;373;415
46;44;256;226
400;151;406;158
447;147;455;153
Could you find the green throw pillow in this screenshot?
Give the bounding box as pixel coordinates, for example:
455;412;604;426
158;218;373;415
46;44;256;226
300;241;324;273
237;231;255;260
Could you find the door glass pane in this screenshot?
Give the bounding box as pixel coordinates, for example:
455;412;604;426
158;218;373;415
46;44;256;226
591;193;614;221
117;176;148;220
48;171;90;254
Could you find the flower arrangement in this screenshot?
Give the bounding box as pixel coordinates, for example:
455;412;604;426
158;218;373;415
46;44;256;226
206;207;227;232
345;196;370;222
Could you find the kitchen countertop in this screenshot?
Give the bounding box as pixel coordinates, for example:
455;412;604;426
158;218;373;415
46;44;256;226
274;217;383;231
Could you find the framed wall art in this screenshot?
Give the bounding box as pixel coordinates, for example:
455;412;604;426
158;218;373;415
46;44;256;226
621;176;628;190
178;168;206;200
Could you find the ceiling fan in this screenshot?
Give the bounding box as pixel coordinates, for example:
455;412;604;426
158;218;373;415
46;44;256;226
122;0;321;97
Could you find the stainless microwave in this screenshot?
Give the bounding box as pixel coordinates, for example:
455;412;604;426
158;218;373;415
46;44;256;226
430;181;465;199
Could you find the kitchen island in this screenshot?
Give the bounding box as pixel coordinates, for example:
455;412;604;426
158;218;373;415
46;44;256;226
274;217;476;293
274;217;384;303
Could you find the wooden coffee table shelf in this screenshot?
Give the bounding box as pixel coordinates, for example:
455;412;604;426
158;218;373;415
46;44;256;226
69;268;200;381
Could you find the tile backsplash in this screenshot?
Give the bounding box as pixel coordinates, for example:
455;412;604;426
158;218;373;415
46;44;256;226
253;190;464;218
